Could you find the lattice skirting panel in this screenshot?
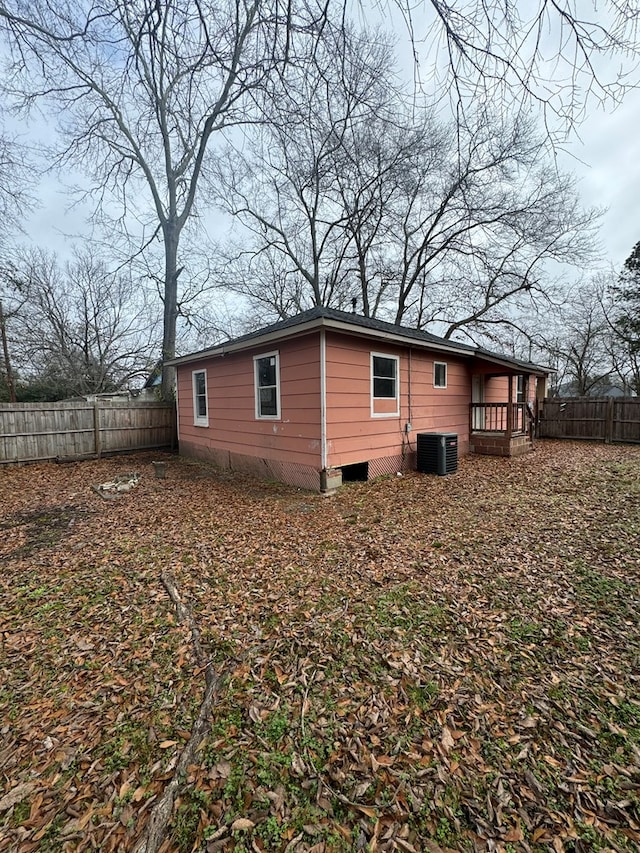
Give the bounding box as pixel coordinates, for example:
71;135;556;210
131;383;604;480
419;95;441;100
367;451;417;479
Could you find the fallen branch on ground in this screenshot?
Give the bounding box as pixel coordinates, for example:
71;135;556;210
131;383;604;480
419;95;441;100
134;570;222;853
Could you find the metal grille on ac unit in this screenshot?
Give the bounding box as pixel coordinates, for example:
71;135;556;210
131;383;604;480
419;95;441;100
416;433;458;476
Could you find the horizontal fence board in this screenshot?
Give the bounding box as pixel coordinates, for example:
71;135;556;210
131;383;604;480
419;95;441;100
0;400;176;463
539;396;640;443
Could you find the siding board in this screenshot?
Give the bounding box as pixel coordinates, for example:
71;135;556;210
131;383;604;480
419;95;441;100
325;332;471;467
176;333;323;470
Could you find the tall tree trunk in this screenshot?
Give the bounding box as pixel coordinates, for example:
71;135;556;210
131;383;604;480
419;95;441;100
0;300;17;403
161;223;181;401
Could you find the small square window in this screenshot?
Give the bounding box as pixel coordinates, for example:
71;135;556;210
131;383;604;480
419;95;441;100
192;369;208;426
434;362;447;388
254;352;280;418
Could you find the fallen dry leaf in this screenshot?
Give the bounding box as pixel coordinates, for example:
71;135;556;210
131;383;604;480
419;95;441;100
230;818;255;832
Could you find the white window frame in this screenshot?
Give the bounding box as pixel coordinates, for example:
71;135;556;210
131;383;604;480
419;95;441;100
434;361;448;389
516;375;526;403
192;369;209;427
254;351;281;420
370;352;400;418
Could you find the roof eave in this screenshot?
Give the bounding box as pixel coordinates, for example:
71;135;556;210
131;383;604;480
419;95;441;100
165;318;325;365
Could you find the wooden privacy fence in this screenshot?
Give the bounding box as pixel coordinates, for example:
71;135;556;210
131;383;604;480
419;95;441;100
539;397;640;444
0;400;177;464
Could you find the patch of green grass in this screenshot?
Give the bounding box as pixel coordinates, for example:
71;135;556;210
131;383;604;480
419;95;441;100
8;798;31;827
572;633;591;652
548;682;570;702
355;583;452;642
171;788;210;853
37;812;66;852
33;600;65;618
407;680;439;711
260;709;290;744
255;750;292;789
481;737;511;764
98;720;154;773
222;761;250;812
574;567;638;620
207;707;243;749
317;830;359;852
435;816;456;846
613;700;640;735
257;814;286;847
301;733;331;771
572;821;606;850
507;618;542;642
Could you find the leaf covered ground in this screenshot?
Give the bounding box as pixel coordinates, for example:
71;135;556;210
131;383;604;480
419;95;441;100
1;441;639;853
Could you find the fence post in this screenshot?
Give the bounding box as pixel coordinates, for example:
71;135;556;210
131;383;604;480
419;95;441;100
605;396;614;444
93;402;102;458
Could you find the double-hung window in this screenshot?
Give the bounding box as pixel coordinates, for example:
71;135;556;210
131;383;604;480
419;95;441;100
192;369;208;426
434;362;447;388
254;352;280;419
371;353;399;417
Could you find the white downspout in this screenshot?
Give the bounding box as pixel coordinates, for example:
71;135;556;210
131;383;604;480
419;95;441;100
320;328;327;471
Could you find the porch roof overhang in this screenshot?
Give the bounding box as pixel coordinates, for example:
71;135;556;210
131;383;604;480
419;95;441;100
472;349;551;377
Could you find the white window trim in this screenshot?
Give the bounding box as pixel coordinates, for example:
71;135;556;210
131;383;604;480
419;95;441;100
192;369;209;427
370;352;400;418
434;361;448;389
254;350;281;420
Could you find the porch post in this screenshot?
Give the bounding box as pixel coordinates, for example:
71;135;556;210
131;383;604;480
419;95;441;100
506;375;513;439
469;390;474;437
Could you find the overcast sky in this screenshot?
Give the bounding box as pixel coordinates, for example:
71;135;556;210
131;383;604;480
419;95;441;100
556;87;640;270
13;3;640;278
22;91;638;271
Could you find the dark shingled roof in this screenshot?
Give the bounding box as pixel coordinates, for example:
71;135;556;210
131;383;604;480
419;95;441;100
168;306;550;374
276;306;477;350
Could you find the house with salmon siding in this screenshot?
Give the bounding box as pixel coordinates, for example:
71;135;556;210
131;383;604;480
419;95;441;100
167;307;550;491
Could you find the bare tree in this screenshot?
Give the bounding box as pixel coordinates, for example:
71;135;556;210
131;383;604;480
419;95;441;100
0;112;33;401
218;25;404;315
0;128;31;243
483;272;640;397
7;248;157;399
402;1;640;139
0;0;331;398
0;0;631;388
0;265;24;402
385;113;598;335
218;23;598;339
524;280;614;395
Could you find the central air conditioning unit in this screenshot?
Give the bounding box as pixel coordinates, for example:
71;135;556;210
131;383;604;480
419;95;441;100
416;433;458;476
